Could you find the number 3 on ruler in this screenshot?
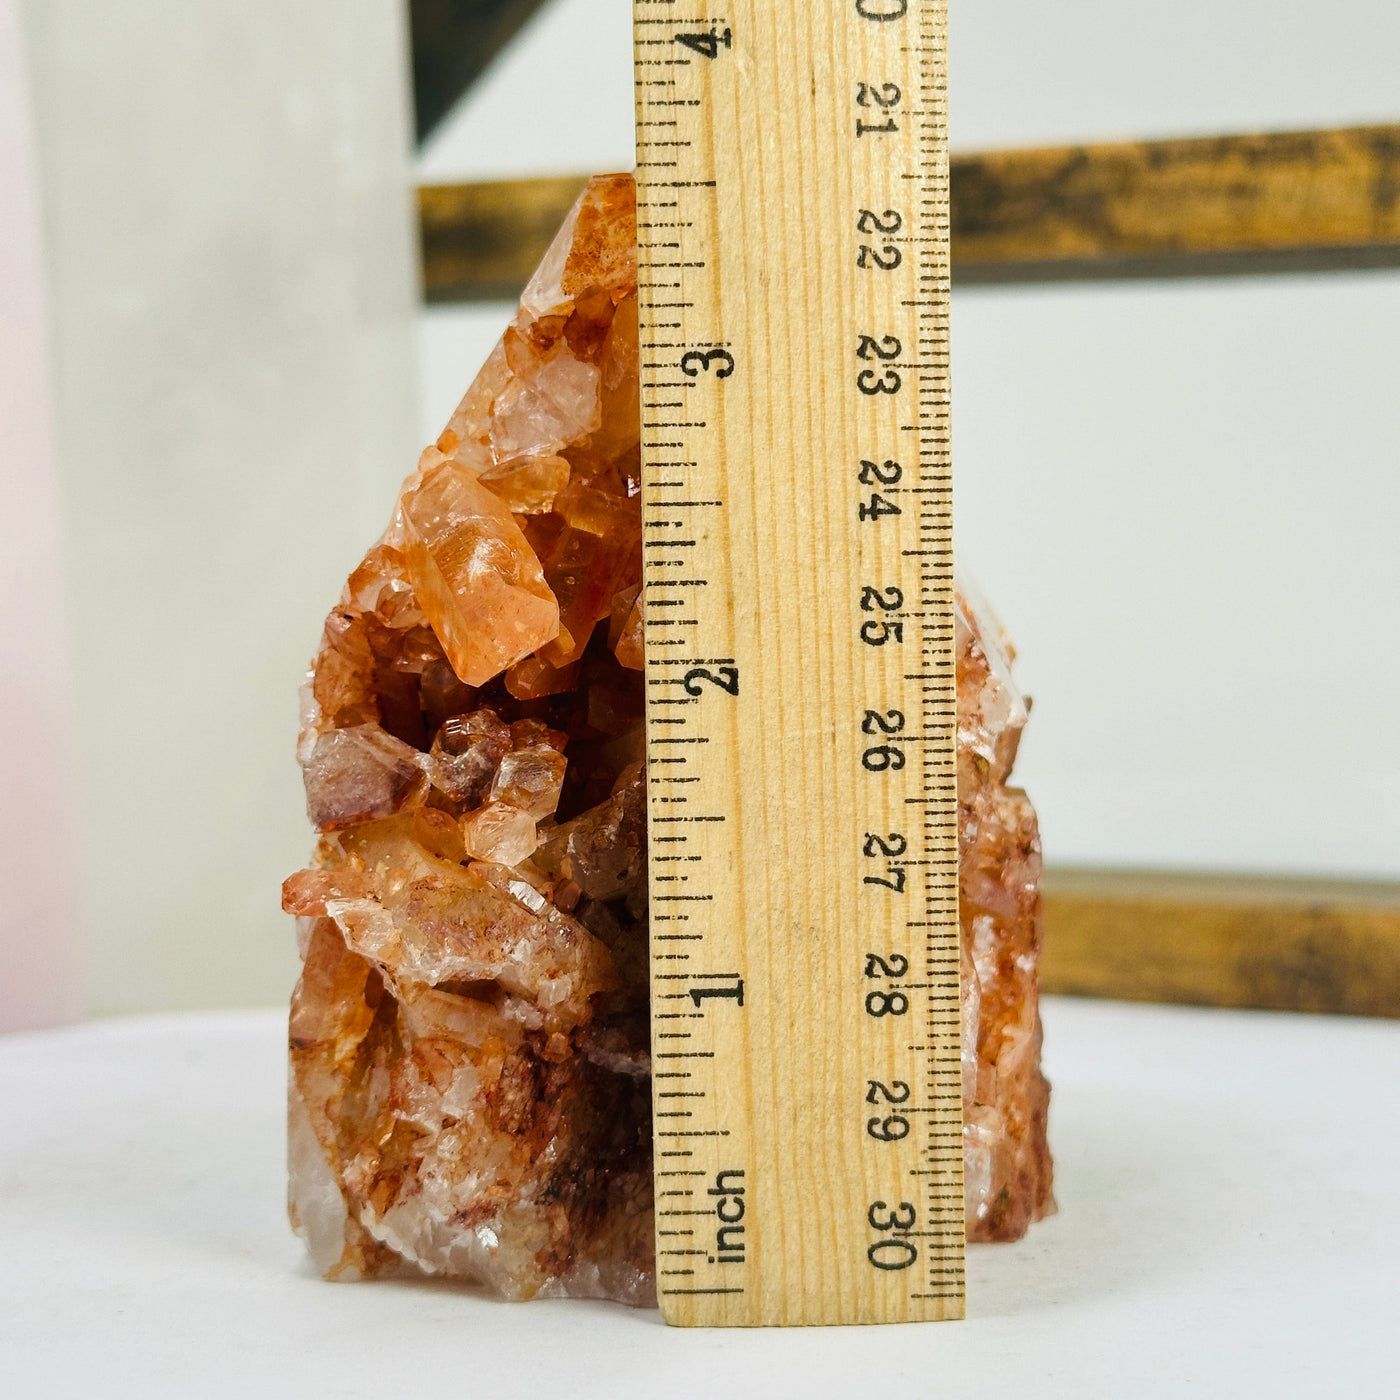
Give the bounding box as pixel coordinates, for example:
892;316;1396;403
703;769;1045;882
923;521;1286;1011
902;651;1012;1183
680;348;735;378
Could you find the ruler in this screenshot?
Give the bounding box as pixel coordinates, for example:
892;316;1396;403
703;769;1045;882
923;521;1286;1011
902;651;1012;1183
634;0;962;1327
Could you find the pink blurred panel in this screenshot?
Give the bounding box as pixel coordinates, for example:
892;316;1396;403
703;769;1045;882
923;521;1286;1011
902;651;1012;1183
0;0;82;1032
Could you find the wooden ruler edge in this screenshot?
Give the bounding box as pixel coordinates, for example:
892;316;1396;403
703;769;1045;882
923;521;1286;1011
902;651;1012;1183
634;0;963;1328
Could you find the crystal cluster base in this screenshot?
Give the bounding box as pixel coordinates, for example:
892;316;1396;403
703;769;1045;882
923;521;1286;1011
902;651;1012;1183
284;174;1052;1304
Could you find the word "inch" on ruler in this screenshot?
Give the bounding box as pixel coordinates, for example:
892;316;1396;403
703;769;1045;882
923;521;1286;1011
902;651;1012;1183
634;0;963;1327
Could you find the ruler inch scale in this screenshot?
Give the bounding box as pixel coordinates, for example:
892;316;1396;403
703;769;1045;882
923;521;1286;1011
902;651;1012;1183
635;0;963;1327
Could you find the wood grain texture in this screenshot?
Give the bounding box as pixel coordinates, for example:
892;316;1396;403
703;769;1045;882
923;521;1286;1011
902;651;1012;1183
419;124;1400;299
419;176;589;302
952;124;1400;282
635;0;961;1328
1042;869;1400;1019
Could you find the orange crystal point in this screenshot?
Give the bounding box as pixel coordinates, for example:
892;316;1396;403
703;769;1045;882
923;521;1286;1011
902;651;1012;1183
397;454;560;686
287;172;1051;1304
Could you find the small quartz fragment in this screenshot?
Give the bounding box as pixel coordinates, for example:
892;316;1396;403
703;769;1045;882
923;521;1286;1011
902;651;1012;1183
302;724;426;831
287;173;1052;1305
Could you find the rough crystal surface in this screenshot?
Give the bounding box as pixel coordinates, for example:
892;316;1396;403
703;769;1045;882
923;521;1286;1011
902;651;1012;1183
286;173;1052;1304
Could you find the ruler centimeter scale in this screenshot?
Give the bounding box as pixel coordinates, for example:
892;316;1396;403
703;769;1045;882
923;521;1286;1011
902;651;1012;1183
634;0;962;1327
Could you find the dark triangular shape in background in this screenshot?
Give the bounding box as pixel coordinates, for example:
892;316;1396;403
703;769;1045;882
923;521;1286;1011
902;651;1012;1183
410;0;552;147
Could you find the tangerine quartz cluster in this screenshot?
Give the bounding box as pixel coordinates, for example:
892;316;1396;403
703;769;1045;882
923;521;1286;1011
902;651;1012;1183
283;174;1053;1305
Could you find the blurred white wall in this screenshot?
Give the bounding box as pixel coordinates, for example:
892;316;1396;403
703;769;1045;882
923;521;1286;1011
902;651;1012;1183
21;0;421;1019
0;0;81;1031
11;0;1398;1025
420;0;1400;881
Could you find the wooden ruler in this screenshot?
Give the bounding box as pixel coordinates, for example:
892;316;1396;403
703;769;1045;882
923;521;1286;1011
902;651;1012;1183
634;0;962;1327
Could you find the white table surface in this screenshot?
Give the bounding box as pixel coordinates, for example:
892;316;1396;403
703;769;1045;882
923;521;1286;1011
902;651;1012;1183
2;998;1396;1399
